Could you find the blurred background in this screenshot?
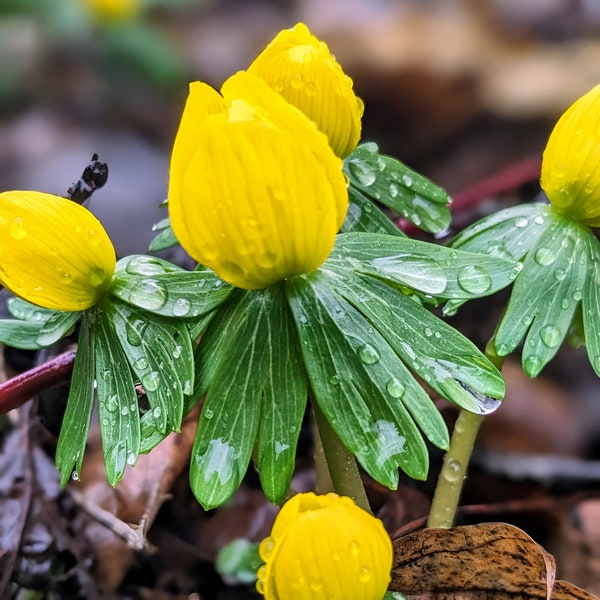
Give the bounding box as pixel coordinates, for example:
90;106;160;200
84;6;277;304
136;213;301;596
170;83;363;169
1;0;600;256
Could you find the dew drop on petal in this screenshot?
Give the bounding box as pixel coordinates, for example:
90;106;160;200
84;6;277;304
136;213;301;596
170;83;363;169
9;217;27;240
386;378;405;398
347;160;376;186
105;395;119;413
142;371;160;393
129;279;168;310
534;247;555;266
514;217;529;228
133;357;149;371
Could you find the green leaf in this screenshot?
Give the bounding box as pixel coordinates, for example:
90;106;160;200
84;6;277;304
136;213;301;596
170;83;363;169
286;272;432;487
55;313;95;486
0;318;48;350
33;310;81;347
342;186;405;236
190;288;275;509
148;217;178;252
328;233;518;302
0;298;77;350
344;142;450;233
320;266;505;413
255;284;307;504
112;255;232;318
494;215;590;377
582;234;600;377
450;203;552;260
94;306;141;486
107;299;194;436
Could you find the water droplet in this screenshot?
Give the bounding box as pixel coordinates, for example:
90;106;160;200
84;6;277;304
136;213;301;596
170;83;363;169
401;174;413;187
534;247;555;266
152;406;162;419
172;297;191;317
125;256;168;276
203;408;214;420
105;395;118;413
357;343;380;365
9;217;27;240
348;541;360;556
386;378;405;398
128;279;168;310
133;357;149;371
172;345;182;359
534;215;545;225
554;269;566;281
183;379;193;395
259;537;274;559
475;396;502;415
290;72;303;89
71;470;79;482
127;452;137;466
573;290;582;302
515;217;529;228
329;374;341;386
444;458;462;482
522;315;533;326
358;566;372;583
424;327;433;337
120;405;129;416
389;183;399;197
347;160;376;186
561;298;570;310
309;577;323;591
540;325;561;348
126;318;146;346
142;371;160;393
524;355;543;375
457;265;492;294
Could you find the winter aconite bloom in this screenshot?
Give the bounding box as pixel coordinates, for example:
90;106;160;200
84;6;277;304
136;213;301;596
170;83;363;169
256;492;392;600
541;83;600;226
0;191;116;311
248;23;364;158
82;0;140;22
168;70;348;290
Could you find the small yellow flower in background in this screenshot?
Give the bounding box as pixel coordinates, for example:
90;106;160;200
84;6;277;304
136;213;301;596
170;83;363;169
81;0;140;22
541;83;600;226
248;22;364;159
168;71;348;290
0;191;116;311
256;492;392;600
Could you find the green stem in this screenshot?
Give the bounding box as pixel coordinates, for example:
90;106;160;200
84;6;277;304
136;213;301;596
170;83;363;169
427;409;483;528
312;399;371;514
427;337;505;528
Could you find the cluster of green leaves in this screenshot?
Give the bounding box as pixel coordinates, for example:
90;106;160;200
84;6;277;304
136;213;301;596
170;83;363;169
7;142;592;512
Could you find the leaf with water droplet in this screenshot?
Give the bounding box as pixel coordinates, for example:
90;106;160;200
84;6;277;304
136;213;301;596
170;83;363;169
286;271;446;484
112;255;233;318
341;185;406;236
344;143;451;233
148;217;179;252
321;267;505;414
494;215;589;376
107;298;193;439
55;315;95;486
94;306;140;486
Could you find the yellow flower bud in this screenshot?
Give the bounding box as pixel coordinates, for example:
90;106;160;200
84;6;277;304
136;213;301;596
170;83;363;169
256;492;392;600
168;71;348;290
248;23;364;158
0;191;116;311
541;83;600;226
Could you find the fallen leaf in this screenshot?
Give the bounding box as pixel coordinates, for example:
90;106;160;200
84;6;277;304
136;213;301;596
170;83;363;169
390;522;598;599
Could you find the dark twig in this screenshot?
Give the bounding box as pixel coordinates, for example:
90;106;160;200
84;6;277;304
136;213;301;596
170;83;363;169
0;351;75;415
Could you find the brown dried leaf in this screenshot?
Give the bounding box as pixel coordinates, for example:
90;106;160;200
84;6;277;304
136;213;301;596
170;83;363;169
390;522;598;600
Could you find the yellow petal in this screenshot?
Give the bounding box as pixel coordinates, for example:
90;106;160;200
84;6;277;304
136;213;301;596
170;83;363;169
541;83;600;226
168;72;348;289
257;492;392;600
0;191;116;311
248;23;364;158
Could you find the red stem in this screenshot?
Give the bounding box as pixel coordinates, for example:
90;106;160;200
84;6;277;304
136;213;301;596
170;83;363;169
0;351;76;415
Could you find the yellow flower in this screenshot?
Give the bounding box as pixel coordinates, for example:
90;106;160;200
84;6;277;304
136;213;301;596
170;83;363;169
256;492;392;600
0;191;116;311
541;83;600;226
168;71;348;290
82;0;140;22
248;23;364;158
